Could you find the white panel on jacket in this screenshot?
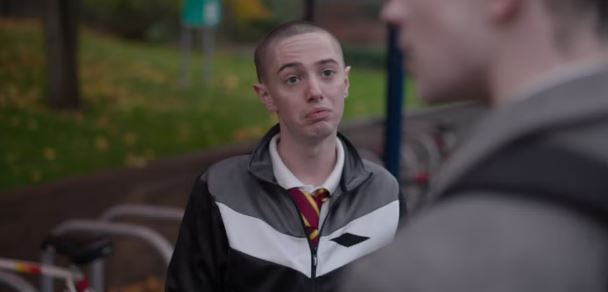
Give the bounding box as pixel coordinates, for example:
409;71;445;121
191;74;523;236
316;200;400;276
216;202;313;277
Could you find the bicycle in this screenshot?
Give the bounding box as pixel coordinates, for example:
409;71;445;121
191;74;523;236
0;257;92;292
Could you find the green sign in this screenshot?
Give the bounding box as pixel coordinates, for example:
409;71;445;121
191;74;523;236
182;0;222;28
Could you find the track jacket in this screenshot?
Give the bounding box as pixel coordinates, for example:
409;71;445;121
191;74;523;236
166;125;405;291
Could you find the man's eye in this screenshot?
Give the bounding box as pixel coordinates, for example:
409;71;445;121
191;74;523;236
321;70;336;78
286;76;300;85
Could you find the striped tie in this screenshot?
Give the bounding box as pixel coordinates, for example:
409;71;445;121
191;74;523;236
288;188;329;248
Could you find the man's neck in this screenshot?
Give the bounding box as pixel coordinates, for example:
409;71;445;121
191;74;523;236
277;132;337;186
490;21;608;106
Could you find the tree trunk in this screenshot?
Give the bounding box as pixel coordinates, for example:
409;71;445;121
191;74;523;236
303;0;315;22
44;0;80;109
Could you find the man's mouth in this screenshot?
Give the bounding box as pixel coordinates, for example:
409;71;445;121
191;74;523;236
305;108;331;120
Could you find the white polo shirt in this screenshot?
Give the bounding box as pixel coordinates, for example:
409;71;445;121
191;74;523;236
269;134;345;226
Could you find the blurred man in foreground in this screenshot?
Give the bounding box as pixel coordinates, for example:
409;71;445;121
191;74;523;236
341;0;608;291
166;21;405;291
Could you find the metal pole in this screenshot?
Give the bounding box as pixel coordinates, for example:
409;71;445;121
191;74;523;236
304;0;315;22
383;25;405;179
89;259;104;292
40;248;55;292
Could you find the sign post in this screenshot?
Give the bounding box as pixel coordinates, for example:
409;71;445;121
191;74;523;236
181;0;222;86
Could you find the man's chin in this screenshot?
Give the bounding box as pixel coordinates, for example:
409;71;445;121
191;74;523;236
305;122;337;140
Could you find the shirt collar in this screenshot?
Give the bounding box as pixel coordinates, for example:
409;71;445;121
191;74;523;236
269;134;344;195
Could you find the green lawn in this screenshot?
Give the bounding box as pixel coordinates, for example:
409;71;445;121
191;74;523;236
0;19;419;191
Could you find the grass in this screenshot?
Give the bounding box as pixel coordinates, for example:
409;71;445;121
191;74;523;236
0;19;420;192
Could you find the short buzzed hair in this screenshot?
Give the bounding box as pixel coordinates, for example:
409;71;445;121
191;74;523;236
253;21;345;82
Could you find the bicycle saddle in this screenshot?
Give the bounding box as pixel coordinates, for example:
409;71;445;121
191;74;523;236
42;233;114;265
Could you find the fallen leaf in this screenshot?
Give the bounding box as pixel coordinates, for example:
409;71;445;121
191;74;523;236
123;132;137;146
95;136;110;152
31;170;41;182
43;147;56;161
27;119;38;131
97;116;109;129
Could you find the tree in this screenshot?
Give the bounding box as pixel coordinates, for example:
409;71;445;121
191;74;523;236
43;0;80;109
303;0;315;21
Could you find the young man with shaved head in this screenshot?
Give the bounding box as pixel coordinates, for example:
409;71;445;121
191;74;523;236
166;21;405;292
341;0;608;291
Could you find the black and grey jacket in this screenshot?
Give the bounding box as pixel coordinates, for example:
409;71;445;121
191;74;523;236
166;125;405;292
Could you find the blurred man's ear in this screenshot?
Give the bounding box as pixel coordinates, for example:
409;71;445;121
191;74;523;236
488;0;521;22
253;83;277;112
344;66;351;99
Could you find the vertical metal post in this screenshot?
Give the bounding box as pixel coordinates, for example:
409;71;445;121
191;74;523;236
180;26;192;87
383;25;405;179
40;248;55;292
89;259;104;292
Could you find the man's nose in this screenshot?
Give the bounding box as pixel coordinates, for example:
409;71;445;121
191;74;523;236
306;76;323;101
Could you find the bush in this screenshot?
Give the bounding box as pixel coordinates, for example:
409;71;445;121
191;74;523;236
80;0;301;44
82;0;181;42
220;0;301;43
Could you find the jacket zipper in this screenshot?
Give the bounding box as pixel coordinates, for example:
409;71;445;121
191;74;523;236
312;188;350;291
285;180;369;291
283;188;318;290
312;215;326;292
313;186;360;291
311;247;318;292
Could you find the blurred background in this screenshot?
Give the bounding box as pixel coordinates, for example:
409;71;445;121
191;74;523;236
0;1;482;291
1;0;417;192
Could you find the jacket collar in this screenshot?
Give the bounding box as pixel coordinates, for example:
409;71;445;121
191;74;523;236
248;124;371;195
429;65;608;202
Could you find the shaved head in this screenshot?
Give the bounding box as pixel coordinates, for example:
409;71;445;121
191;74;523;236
254;21;344;82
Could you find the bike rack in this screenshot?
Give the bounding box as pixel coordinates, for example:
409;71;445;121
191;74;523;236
0;270;38;292
402;143;422;176
0;258;85;292
41;219;174;292
416;133;444;171
92;204;184;290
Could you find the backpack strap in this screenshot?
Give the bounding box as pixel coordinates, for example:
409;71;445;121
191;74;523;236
443;137;608;224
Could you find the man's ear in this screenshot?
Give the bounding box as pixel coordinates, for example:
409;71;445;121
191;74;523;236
253;83;277;112
488;0;521;22
343;65;351;99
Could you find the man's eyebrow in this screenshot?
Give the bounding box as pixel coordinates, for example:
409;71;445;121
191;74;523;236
277;62;301;74
277;59;340;74
317;59;339;66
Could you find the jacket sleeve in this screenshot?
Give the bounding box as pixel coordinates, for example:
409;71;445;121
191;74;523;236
166;175;230;292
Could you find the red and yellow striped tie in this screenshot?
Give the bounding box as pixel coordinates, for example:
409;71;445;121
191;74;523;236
288;188;329;248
